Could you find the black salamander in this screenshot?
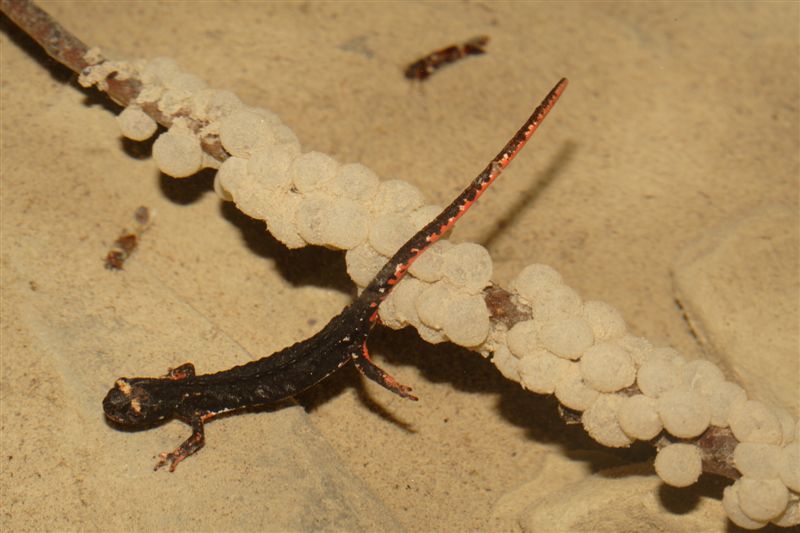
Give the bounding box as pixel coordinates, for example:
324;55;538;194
103;78;568;471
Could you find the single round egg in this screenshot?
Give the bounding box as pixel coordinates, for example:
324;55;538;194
371;179;425;215
580;341;636;393
737;477;790;522
152;128;202;178
537;316;594;360
408;239;452;282
506;319;539;360
722;481;768;530
728;400;783;445
778;442;800;492
617;394;662;441
637;357;682;399
369;213;417;257
345;243;386;287
219;108;282;158
492;344;521;382
264;192;305;249
656;386;711;439
733;442;781;480
581;393;632;448
510;263;563;303
326;163;380;201
248;143;301;192
682;359;725;389
215;156;248;196
415;281;453;331
698;379;747;427
441;293;490;347
518;348;569;394
654;443;703;488
554;362;599;412
290;151;339;193
581;300;627;341
440;243;493;294
390;276;425;327
117;106;157;141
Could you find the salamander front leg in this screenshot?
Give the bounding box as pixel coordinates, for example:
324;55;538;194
352;341;418;401
154;413;207;472
163;362;195;380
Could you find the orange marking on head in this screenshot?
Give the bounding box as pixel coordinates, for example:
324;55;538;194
115;379;132;396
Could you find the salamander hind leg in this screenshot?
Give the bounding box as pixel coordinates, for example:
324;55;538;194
351;341;418;401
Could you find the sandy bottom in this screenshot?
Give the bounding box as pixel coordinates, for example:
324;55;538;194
2;2;797;531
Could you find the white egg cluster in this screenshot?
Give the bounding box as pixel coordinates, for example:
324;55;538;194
377;242;492;347
489;263;799;529
93;57;495;351
84;55;798;529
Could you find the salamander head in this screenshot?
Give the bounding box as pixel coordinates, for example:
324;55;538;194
103;377;174;426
